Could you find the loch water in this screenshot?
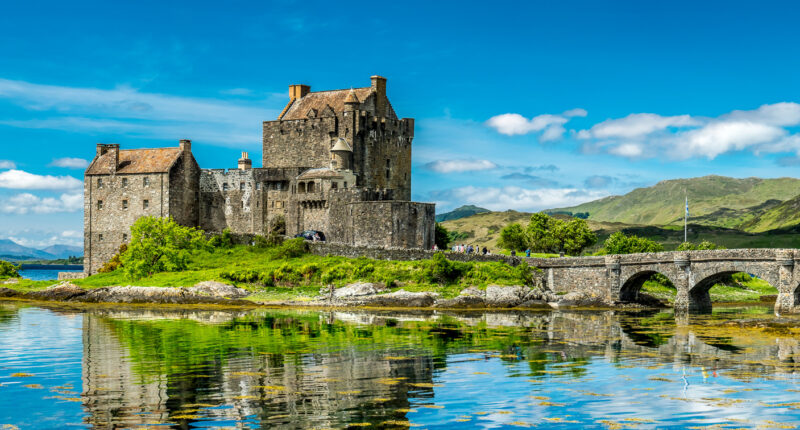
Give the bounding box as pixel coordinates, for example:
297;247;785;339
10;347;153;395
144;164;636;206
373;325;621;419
2;302;800;429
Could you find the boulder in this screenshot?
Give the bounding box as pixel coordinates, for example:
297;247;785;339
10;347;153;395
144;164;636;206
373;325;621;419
27;282;87;301
549;291;610;308
485;285;531;307
2;278;19;285
366;289;438;307
187;281;249;299
332;282;384;299
434;294;485;308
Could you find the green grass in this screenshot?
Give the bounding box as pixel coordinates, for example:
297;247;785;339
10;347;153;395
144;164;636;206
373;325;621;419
3;241;535;303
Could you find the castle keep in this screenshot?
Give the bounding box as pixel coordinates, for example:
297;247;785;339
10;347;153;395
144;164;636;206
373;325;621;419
84;76;435;274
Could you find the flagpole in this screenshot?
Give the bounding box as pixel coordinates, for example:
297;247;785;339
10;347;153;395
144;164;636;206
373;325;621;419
684;193;688;243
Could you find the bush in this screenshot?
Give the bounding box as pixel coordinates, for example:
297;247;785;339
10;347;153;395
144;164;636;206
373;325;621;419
99;243;127;273
525;213;596;255
498;223;528;252
600;232;663;255
271;238;308;260
208;228;233;248
121;216;208;279
0;260;20;278
677;241;725;251
434;223;450;250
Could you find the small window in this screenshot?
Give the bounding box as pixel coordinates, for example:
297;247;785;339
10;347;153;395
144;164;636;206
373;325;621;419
122;178;128;187
240;182;245;191
143;177;150;187
270;201;274;208
98;233;104;241
223;183;229;191
143;199;149;209
97;178;104;188
97;200;103;210
344;182;348;188
256;182;261;190
276;182;283;191
241;201;244;209
122;233;128;241
276;201;283;209
122;200;128;210
331;182;338;190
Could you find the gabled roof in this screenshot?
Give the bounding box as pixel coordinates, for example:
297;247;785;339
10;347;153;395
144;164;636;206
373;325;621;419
279;87;397;120
86;148;184;175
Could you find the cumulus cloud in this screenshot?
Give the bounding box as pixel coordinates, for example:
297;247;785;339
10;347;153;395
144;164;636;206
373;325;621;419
0;192;83;214
578;102;800;160
50;157;89;169
486;108;587;141
0;160;15;169
424;159;498;173
430;186;608;212
0;77;277;147
0;170;82;190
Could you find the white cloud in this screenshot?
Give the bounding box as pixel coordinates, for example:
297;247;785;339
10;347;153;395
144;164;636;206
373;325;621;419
50;157;89;169
0;77;278;147
0;160;15;170
486;108;586;141
577;102;800;160
60;230;82;239
431;186;608;212
424;159;498;173
0;192;83;215
0;170;82;190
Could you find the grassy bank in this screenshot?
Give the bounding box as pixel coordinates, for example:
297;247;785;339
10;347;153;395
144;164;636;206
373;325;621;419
3;240;536;302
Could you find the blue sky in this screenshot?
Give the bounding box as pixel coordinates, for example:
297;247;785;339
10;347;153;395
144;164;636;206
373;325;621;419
1;0;800;248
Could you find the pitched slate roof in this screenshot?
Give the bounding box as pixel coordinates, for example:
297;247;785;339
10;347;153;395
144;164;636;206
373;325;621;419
279;87;397;120
297;168;346;180
86;148;183;175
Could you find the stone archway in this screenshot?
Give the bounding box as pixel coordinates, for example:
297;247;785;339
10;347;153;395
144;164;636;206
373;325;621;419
619;270;676;303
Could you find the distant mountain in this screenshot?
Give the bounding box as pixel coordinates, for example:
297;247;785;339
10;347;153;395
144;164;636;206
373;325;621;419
0;239;55;261
739;194;800;232
553;176;800;228
41;245;83;259
436;205;490;222
0;239;83;261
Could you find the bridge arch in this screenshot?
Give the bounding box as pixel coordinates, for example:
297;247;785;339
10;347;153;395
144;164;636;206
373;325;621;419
619;269;679;303
688;263;779;313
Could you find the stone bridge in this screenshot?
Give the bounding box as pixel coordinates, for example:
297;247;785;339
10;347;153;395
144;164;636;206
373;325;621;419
529;249;800;314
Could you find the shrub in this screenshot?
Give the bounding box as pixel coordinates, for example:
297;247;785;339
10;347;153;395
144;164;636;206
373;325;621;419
600;232;663;255
208;228;233;248
515;260;536;287
0;260;20;278
677;241;725;251
435;223;450;250
99;243;127;273
121;216;208;279
271;238;308;260
498;223;527;252
422;252;467;284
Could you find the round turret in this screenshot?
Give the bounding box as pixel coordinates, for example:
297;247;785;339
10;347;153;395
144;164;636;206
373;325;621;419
331;138;352;170
344;88;360;111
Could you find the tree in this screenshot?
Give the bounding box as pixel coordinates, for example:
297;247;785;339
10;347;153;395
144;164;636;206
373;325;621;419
0;260;20;278
121;216;208;279
601;232;663;255
498;223;528;252
434;223;450;250
526;213;561;253
677;240;725;251
559;218;597;255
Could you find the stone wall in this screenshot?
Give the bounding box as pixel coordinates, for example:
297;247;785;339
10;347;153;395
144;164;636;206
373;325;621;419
168;151;201;227
307;242;519;265
84;171;171;274
58;272;87;281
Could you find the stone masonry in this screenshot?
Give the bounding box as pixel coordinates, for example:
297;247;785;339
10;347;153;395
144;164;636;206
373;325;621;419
83;76;435;274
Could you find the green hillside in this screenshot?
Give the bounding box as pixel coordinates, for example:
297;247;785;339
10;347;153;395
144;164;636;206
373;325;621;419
740;194;800;232
435;205;490;222
555;175;800;227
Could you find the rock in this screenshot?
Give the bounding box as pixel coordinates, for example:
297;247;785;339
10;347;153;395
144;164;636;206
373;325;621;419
366;289;439;307
2;278;19;285
187;281;249;299
27;282;87;301
0;287;21;297
434;294;485;308
459;286;484;297
485;285;532;307
332;282;384;299
550;291;610;308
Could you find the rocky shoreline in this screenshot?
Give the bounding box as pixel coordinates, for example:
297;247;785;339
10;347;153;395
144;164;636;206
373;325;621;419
0;279;658;310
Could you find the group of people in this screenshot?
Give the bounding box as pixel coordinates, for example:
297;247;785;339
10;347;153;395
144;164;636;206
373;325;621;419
449;243;490;255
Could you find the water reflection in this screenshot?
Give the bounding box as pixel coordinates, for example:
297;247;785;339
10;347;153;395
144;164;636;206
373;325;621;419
2;303;800;428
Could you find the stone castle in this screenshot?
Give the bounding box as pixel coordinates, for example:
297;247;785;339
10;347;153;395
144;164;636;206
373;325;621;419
83;75;435;274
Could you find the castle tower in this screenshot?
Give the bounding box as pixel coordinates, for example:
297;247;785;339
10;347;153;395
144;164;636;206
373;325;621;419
330;138;352;170
238;152;252;170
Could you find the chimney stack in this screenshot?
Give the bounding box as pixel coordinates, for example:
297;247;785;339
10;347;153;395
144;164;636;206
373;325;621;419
238;151;252;170
179;139;192;153
289;84;310;100
370;75;387;117
96;143;120;169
